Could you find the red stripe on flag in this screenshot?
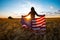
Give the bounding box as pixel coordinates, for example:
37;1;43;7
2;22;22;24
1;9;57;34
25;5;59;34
36;22;46;27
32;22;46;27
36;19;46;24
36;16;45;22
32;15;46;28
32;19;46;25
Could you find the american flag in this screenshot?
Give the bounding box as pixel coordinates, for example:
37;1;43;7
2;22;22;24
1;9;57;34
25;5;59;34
21;15;46;33
32;15;46;27
32;15;46;30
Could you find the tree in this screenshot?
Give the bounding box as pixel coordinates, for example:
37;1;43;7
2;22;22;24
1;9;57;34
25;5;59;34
8;16;13;19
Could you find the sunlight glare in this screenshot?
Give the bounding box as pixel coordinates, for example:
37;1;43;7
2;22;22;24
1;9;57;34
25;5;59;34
25;14;31;20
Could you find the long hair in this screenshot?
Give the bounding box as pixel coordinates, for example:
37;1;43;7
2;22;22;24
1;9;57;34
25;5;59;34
31;7;35;11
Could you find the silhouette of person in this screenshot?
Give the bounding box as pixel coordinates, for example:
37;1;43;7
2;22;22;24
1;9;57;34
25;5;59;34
22;7;45;27
22;7;41;19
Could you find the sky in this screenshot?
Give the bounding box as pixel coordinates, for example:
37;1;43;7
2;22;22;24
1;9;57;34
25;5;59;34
0;0;60;18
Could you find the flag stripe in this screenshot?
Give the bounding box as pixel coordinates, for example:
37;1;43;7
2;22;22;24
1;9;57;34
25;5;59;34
32;16;45;22
36;17;45;22
32;15;46;29
32;22;46;27
32;19;46;24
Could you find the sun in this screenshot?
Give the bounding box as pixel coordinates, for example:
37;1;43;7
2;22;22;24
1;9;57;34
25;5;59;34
25;14;31;20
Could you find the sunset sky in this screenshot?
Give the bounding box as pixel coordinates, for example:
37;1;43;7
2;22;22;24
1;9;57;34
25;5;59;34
0;0;60;18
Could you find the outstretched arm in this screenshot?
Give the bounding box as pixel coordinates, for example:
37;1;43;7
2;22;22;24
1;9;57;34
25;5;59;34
35;12;45;16
22;12;31;17
38;14;45;16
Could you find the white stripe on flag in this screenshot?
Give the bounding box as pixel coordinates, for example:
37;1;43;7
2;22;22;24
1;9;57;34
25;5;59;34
32;15;46;28
36;19;45;24
32;19;45;24
41;28;46;30
32;16;45;22
36;17;45;21
32;22;46;27
32;28;40;30
22;24;26;26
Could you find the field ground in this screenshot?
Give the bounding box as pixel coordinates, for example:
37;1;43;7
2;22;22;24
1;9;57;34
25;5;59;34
0;18;60;40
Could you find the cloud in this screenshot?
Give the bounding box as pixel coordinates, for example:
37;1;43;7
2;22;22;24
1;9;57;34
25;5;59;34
20;1;44;15
50;6;54;10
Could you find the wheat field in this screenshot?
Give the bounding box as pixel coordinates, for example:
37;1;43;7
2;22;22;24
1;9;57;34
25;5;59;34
0;18;60;40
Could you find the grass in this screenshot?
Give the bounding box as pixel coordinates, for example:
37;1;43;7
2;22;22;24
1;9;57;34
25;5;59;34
0;18;60;40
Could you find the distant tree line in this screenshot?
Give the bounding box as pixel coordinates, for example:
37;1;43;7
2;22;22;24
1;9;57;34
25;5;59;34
8;16;13;19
